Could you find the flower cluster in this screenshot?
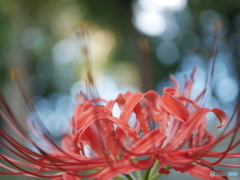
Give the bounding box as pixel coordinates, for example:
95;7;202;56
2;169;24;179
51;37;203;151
0;69;239;180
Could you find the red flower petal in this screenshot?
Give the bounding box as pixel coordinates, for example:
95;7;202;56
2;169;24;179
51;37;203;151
176;164;224;180
165;108;228;150
162;88;189;122
63;172;80;180
97;157;155;180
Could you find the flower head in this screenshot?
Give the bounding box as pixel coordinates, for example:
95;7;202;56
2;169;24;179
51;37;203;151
0;67;239;180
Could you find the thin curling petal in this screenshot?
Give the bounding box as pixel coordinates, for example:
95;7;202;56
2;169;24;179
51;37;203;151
63;172;80;180
122;129;166;159
162;88;189;122
165;107;228;150
97;162;140;180
169;74;179;90
119;92;145;123
159;167;170;175
211;108;228;128
175;164;225;180
97;157;155;180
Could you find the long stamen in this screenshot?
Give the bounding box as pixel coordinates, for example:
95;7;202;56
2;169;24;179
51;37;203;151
201;106;240;165
76;28;114;166
201;21;220;106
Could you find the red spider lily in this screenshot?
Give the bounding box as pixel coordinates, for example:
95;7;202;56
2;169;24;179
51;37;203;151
0;68;239;180
0;28;239;180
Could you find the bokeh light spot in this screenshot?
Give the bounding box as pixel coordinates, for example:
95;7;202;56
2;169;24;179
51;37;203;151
156;41;179;65
134;11;166;36
52;38;79;64
215;76;239;103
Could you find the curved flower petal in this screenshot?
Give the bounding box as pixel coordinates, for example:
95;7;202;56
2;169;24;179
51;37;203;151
122;129;166;160
162;88;189;122
165;108;228;150
211;108;228;128
119;92;144;123
76;113;140;141
63;172;80;180
97;157;155;180
175;164;225;180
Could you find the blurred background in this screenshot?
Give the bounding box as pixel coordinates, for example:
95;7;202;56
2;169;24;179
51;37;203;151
0;0;240;179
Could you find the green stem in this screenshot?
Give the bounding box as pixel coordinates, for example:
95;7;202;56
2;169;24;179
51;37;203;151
144;168;151;180
124;173;136;180
135;171;143;180
151;172;163;180
150;166;172;180
113;176;128;180
149;160;159;177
